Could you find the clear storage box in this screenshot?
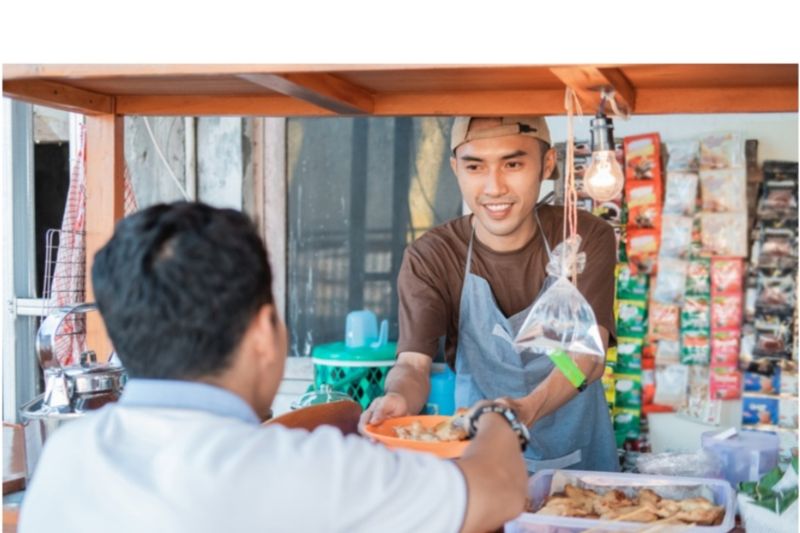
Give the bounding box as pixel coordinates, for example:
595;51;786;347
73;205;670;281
506;469;736;533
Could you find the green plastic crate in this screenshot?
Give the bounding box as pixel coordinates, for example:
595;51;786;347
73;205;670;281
311;341;396;410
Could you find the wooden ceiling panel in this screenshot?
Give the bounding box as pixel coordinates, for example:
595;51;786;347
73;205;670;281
64;75;280;96
336;66;565;92
622;64;798;88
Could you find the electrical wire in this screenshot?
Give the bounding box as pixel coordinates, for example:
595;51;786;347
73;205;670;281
142;116;191;200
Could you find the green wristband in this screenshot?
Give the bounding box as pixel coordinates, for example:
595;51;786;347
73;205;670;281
548;349;587;390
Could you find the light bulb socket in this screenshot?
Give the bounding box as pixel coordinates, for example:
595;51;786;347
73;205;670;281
590;113;615;153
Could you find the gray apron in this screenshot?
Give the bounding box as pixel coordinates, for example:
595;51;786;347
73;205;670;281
454;207;618;473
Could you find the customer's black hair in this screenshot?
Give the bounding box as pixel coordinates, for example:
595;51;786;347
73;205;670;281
91;202;273;379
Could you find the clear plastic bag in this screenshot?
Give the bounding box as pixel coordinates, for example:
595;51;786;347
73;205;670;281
663;172;699;215
514;235;604;359
636;450;723;478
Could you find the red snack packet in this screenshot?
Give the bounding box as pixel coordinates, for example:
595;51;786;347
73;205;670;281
648;301;680;342
624;133;663;182
709;368;742;400
712;293;743;330
627;229;660;275
711;257;744;294
711;328;741;368
626;180;662;230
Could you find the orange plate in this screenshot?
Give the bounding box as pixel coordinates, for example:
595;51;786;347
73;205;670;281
364;415;470;459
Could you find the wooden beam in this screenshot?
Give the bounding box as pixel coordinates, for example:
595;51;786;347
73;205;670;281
635;86;797;114
375;90;567;116
85;114;125;362
2;79;113;115
114;87;796;117
115;94;335;116
238;73;374;114
3;64;506;80
550;66;636;113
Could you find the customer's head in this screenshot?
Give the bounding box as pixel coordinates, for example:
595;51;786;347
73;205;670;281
92;202;286;407
450;116;556;251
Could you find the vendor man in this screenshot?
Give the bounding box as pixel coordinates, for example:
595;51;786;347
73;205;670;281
362;116;619;473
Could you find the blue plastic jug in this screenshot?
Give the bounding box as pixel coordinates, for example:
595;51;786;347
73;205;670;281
425;365;456;415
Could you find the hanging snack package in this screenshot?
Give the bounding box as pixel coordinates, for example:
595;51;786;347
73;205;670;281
753;315;794;359
624;133;662;181
686;258;711;296
711;329;740;368
699;167;747;213
755;269;796;314
681;332;710;365
756;178;799;221
602;365;616;408
617;299;648;338
626;180;662;229
626;229;659;275
613;407;641;446
652;258;688;305
659;215;693;259
663;172;699;216
648;301;680;341
684;366;722;424
681;296;711;334
712;293;743;330
614;374;642;409
617;337;643;373
711;257;744;294
701;212;748;257
666;140;700;172
616;263;649;301
700;132;744;169
709;368;743;400
756;227;798;269
655;339;681;365
654;364;689;408
514;236;604;388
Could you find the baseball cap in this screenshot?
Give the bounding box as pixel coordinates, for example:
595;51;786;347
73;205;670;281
450;116;551;153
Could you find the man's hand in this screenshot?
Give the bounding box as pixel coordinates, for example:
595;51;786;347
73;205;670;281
494;396;536;427
359;392;410;432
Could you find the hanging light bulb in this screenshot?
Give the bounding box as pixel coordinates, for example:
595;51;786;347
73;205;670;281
584;106;624;202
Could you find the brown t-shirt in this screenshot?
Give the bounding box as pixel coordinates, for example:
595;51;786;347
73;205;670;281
397;205;617;368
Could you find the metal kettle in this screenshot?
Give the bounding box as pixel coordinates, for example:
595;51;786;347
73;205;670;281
19;303;126;476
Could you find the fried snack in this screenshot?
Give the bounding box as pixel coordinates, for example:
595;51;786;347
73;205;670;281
393;409;469;442
535;484;724;526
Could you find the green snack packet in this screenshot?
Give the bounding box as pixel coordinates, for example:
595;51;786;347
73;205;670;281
616;337;643;373
686;258;711;296
614;373;642;409
617;300;648;338
613;407;641;445
616;263;649;300
681;332;710;365
681;296;711;334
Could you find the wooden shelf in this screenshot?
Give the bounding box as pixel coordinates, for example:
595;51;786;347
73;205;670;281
4;64;797;116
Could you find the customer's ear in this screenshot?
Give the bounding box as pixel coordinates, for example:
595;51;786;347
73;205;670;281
543;147;557;180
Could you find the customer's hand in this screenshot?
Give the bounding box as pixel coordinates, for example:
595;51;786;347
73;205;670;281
494;396;535;427
359;392;409;434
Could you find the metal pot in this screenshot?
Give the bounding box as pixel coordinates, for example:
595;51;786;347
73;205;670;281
19;303;126;476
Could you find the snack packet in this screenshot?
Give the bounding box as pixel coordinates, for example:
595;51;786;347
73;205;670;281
711;257;744;295
663;172;699;215
709;368;742;400
755;269;796;314
711;293;743;330
652;258;688;305
699;167;747;213
616;263;649;300
659;215;693;259
681;296;711;334
626;181;662;229
617;337;644;373
711;329;741;368
666;140;700;172
626;229;660;275
625;133;662;181
701;213;748;257
681;332;710;365
654;364;689;408
655;340;681;365
617;300;648;338
686;258;711;296
648;301;680;342
700;132;744;169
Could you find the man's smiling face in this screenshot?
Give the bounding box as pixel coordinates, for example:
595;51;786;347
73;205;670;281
451;119;555;252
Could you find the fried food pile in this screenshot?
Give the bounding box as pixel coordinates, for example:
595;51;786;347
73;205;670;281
534;484;724;526
394;410;469;442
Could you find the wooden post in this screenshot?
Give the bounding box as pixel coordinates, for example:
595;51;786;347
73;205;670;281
84;114;124;362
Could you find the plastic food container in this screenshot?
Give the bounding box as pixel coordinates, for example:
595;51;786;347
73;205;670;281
505;469;735;533
701;429;779;486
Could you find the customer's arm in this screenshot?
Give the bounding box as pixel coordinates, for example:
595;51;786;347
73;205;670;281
454;412;528;533
360;352;431;426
